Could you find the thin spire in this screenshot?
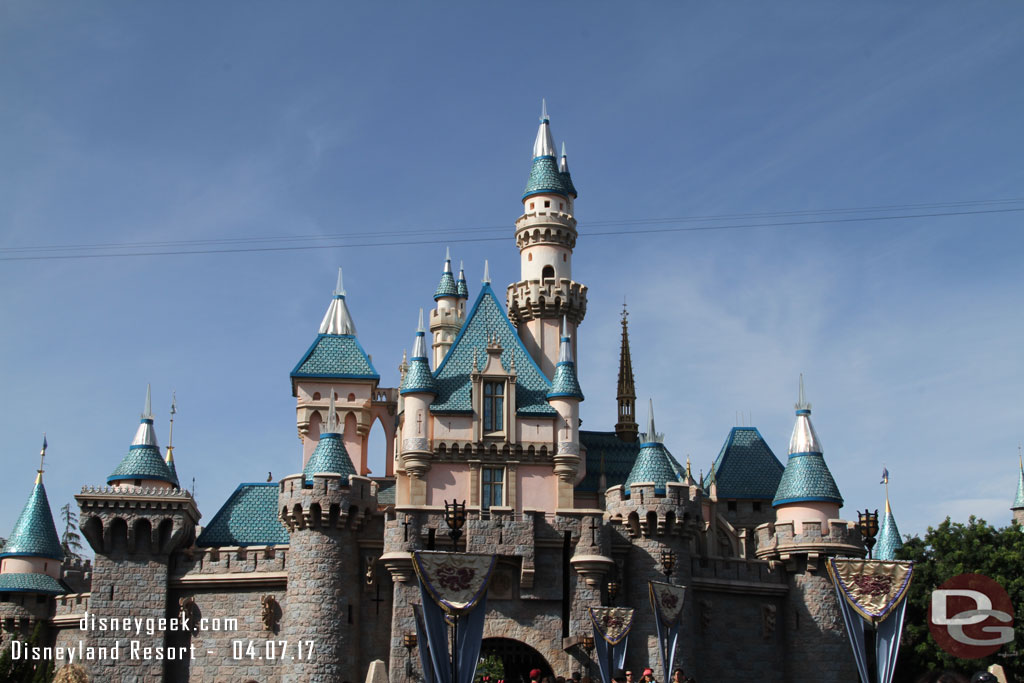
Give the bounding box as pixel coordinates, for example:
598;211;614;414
533;99;556;158
616;299;638;442
559;142;568;171
412;308;428;359
642;399;664;444
132;385;159;447
36;433;47;484
320;268;358;335
444;247;451;271
1013;443;1024;510
795;373;810;411
558;315;573;364
483;259;491;284
143;383;153;420
334;267;346;297
326;389;338;433
167;392;177;453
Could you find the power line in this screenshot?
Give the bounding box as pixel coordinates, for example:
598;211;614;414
1;202;1022;262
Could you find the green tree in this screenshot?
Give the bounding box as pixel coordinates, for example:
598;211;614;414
477;654;505;683
894;516;1024;682
0;622;55;682
60;503;83;562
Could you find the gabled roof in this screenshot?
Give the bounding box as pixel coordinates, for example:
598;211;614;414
578;431;640;492
304;433;358;484
196;483;289;547
291;334;379;381
0;572;65;595
431;284;555;416
0;481;63;561
708;428;784;500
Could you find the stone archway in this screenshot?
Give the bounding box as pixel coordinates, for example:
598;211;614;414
480;638;553;683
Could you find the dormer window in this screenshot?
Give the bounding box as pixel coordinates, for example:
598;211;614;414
483;381;504;432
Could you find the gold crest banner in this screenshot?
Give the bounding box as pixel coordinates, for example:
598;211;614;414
413;551;497;615
589;607;635;645
649;581;686;626
827;558;914;624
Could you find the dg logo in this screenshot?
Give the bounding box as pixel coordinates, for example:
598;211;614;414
928;573;1015;659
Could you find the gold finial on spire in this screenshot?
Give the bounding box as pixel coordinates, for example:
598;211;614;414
166;392;177;464
36;433;47;484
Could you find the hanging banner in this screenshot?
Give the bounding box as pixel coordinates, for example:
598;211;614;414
827;558;914;683
412;603;436;683
649;582;686;680
413;551;497;683
590;607;635;683
828;558;914;624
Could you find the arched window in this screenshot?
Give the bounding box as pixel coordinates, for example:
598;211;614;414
542;265;554;280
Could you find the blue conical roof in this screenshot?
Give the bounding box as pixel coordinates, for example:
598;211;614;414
547;332;583;400
108;405;176;485
456;262;469;299
523;105;570;200
1013;460;1024;510
165;454;180;489
401;311;437;395
624;402;682;495
876;501;903;560
434;251;459;300
1;480;63;561
773;381;843;507
304;433;358;485
559;142;578;198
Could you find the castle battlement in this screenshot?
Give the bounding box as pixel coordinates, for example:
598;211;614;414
514;210;578;246
753;519;865;564
278;473;377;532
172;544;289;576
507;278;588;326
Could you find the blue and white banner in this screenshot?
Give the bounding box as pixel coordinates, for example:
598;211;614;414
590;607;634;683
827;558;914;683
649;581;686;681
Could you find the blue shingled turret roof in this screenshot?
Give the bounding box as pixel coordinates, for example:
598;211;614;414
0;572;64;595
524;155;570;200
108;445;175;484
166;455;180;489
707;428;784;499
456;268;469;299
196;483;290;547
1;480;64;561
773;451;843;506
401;360;437;395
1013;463;1024;510
431;284;555;416
304;433;358;484
876;503;903;560
624;403;683;495
291;334;379;381
435;271;459;299
548;334;584;401
559;143;578;198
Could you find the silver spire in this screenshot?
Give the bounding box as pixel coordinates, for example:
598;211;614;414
326;389;338;433
334;267;346;297
444;247;452;272
132;384;159;447
559;142;569;173
532;99;556;158
458;260;466;279
319;268;358;335
483;259;491;284
789;375;823;454
412;308;428;359
642;399;664;444
558;315;573;364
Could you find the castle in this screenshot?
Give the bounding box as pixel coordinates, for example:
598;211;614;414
1;105;925;683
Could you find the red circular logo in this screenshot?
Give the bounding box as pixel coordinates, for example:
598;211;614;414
928;573;1014;659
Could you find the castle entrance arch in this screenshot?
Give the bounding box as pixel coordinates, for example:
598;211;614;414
480;638;552;683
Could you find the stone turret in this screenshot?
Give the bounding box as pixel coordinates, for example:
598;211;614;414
547;318;584;508
77;397;200;682
755;377;863;683
279;396;376;683
605;403;703;679
508;101;588;377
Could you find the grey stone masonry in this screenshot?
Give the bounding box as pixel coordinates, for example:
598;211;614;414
279;472;377;683
75;484;200;683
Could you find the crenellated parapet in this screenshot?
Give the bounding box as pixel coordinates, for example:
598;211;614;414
507;278;588;327
753;519;865;569
604;481;704;540
514;210;578;250
76;485;200;555
278;473;377;532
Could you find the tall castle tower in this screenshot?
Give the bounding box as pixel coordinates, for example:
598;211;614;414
508;101;588;377
756;377;863;682
430;249;467;368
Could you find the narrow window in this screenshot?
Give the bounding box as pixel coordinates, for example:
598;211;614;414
544;200;550;208
727;500;737;512
529;202;535;210
481;468;504;510
563;254;567;262
528;253;533;261
134;479;142;487
753;501;762;512
483;381;504;432
312;392;321;400
542;265;555;280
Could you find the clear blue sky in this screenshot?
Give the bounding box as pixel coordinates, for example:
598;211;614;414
2;2;1022;545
